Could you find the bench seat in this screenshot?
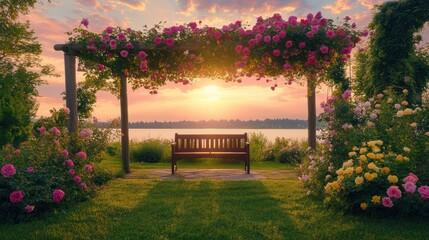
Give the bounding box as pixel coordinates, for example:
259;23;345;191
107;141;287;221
171;133;250;174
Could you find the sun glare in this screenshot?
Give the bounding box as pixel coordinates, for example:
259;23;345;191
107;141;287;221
202;85;220;101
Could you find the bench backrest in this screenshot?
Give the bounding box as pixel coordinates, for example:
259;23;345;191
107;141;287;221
174;133;248;152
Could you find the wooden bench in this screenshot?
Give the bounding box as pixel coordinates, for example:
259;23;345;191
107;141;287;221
171;133;250;174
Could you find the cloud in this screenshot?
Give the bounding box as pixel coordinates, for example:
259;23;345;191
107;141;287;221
176;0;307;17
109;0;147;11
323;0;354;14
358;0;385;10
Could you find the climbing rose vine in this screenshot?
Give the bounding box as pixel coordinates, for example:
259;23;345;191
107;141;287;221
67;12;365;94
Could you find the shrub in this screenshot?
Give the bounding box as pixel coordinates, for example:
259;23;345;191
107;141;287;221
131;139;166;163
106;142;121;156
249;132;269;162
300;89;429;216
263;137;306;164
0;108;114;223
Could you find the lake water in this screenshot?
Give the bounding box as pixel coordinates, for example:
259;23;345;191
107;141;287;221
127;128;309;142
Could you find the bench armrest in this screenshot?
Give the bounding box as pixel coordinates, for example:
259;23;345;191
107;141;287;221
171;142;177;146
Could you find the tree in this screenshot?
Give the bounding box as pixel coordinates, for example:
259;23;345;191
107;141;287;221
354;0;429;103
0;0;54;146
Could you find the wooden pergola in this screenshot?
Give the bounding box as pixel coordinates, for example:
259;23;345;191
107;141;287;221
54;43;318;174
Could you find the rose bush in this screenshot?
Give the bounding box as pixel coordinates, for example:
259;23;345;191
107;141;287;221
68;13;365;95
0;109;114;223
300;89;429;216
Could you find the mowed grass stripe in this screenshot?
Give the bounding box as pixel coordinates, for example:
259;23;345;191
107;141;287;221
1;179;429;240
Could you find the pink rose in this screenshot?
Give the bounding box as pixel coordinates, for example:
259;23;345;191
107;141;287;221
1;164;16;178
69;169;76;175
76;151;87;159
320;46;329;54
117;32;126;41
140;61;148;71
154;37;162;45
188;22;197;29
125;42;134;49
403;173;419;184
81;18;89;28
283;64;291;70
272;49;281;57
403;181;416;193
24;205;35;213
106;26;113;34
26;167;35;174
272;35;280;43
86;165;93;172
98;64;105;71
81;183;88;189
15;149;21;154
165;37;174;47
50;127;61;136
235;45;243;53
65;159;74;167
63;149;69;156
299;42;306;49
53;189;65;203
74;176;81;183
109;39;117;49
79;129;92;138
263;35;271;43
285;40;293;48
120;50;128;58
10;191;24;203
242;47;250;56
326;30;335;38
418;186;429;200
38;127;46;135
382;197;393;208
387;186;402;199
342;89;351;99
138;51;148;59
248;39;257;47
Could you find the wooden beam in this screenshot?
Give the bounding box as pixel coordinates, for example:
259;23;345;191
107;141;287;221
54;43;200;52
120;74;131;174
64;52;78;134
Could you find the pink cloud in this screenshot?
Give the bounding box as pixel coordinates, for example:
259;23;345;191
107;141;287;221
323;0;354;14
176;0;308;16
111;0;147;11
358;0;385;10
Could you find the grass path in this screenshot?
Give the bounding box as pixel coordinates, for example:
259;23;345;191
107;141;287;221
1;178;428;240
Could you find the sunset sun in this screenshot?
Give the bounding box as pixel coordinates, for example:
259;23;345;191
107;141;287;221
202;85;220;101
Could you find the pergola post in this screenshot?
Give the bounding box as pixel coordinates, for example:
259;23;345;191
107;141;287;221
64;51;78;134
120;74;131;174
307;77;317;151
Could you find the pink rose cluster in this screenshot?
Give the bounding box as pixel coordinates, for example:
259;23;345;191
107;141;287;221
74;12;365;92
382;173;429;208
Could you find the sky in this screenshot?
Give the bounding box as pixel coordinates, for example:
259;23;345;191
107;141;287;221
21;0;428;122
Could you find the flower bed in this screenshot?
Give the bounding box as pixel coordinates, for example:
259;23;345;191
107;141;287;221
301;89;429;216
0;109;113;223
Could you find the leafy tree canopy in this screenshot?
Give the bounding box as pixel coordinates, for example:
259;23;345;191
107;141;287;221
354;0;429;103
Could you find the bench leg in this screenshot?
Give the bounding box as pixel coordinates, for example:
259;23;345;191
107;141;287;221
247;157;250;174
171;158;175;174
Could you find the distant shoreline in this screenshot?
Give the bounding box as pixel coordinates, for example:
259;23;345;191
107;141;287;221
95;118;321;129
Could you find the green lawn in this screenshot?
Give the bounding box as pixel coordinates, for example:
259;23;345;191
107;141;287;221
1;176;428;240
99;155;297;174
